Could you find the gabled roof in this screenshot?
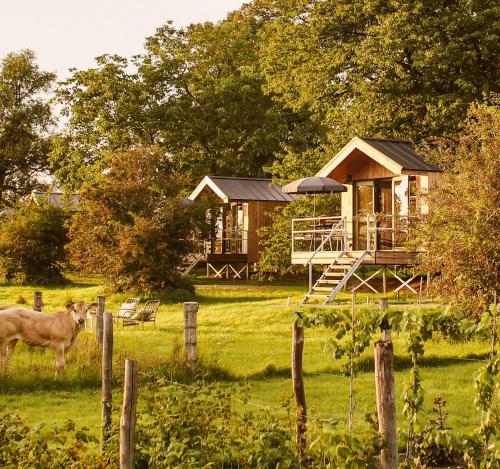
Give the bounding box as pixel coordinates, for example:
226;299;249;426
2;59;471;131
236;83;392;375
30;190;79;210
188;176;296;203
317;136;442;177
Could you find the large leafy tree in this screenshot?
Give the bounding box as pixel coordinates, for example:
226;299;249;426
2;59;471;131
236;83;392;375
0;50;55;208
416;100;499;317
67;146;206;292
51;9;321;191
255;0;499;179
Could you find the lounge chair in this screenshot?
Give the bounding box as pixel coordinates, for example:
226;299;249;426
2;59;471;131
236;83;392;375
113;298;140;328
123;300;160;329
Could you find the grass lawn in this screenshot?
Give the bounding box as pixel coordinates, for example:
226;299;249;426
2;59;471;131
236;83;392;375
0;276;493;441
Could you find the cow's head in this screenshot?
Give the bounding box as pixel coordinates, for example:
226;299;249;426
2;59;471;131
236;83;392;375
66;301;95;326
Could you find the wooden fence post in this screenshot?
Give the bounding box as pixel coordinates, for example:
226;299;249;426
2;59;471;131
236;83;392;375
184;302;199;366
120;359;139;469
33;291;43;312
101;311;113;450
96;296;105;346
374;340;398;469
292;318;307;457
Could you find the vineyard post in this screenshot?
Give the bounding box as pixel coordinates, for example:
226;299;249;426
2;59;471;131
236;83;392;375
184;302;199;366
33;291;43;312
120;359;139;469
101;311;113;450
374;340;398;469
292;317;307;457
348;291;356;433
96;296;105;346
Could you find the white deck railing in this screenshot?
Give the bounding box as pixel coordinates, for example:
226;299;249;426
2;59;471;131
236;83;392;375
204;230;248;255
292;216;346;254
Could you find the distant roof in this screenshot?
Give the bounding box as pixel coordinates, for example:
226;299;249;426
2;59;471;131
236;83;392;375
30;190;79;210
317;136;442;177
189;176;297;203
361;138;442;172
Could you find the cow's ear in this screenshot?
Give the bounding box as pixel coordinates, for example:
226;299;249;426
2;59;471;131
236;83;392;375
65;303;74;311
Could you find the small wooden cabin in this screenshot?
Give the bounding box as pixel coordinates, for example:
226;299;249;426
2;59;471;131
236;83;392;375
291;137;442;303
188;176;295;278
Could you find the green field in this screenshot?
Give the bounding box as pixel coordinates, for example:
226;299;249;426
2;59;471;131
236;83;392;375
0;277;492;441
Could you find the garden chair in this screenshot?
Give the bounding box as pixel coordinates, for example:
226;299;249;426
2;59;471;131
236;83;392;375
123;300;161;329
113;298;141;328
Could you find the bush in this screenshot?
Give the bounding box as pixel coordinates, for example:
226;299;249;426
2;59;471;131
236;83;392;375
67;146;206;293
416;100;499;317
0;203;69;284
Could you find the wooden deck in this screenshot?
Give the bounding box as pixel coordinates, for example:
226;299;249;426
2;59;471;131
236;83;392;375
207;253;248;263
291;250;418;266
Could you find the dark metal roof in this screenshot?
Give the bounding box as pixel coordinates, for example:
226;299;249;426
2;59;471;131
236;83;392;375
361;138;442;172
208;176;297;202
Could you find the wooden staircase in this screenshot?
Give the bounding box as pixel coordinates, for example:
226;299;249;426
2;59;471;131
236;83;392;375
181;252;206;276
301;251;369;305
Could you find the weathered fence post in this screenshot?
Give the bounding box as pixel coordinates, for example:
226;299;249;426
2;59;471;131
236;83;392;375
184;302;199;366
33;291;43;312
379;298;390;340
120;359;139;469
418;277;423;305
101;311;113;450
292;317;307;457
374;340;398;469
96;296;105;346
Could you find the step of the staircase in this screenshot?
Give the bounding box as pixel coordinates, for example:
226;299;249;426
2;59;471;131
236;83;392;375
317;280;341;285
312;286;335;292
323;271;346;276
306;293;330;298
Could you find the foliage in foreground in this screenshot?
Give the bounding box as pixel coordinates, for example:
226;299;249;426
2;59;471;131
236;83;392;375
0;202;69;284
416;101;499;318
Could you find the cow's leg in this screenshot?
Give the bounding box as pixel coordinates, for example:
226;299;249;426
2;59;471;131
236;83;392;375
0;342;8;373
5;339;18;363
54;344;66;375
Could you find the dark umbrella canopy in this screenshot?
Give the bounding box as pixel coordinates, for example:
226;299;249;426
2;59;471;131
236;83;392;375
282;177;347;194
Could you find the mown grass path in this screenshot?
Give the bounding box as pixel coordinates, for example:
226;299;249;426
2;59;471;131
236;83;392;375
0;278;491;439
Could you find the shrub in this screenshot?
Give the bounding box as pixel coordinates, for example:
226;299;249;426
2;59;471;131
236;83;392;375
416;100;499;317
0;203;69;284
67;146;206;293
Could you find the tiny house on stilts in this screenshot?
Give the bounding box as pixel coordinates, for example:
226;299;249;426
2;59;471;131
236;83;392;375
291;137;442;303
188;176;296;278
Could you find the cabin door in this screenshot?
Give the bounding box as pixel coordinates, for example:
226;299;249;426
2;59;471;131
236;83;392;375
375;180;393;250
354;181;374;250
355;179;393;250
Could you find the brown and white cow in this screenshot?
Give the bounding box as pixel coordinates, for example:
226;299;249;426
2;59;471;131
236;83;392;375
0;301;94;374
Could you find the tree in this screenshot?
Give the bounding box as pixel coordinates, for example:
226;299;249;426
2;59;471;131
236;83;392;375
67;146;206;293
51;11;321;191
257;194;340;279
0;50;55;208
416;100;499;317
0;203;69;284
255;0;499;179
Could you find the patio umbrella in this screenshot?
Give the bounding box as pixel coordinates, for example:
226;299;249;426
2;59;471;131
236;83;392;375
282;176;346;216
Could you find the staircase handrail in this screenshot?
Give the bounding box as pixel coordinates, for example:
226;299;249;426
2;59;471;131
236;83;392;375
303;217;346;266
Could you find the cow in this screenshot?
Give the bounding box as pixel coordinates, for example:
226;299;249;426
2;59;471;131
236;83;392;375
0;301;94;374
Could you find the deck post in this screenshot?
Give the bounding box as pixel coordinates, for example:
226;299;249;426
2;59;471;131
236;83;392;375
382;268;387;294
308;262;313;292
